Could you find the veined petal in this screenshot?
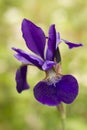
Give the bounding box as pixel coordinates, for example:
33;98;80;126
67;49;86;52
16;65;29;93
42;60;56;70
46;24;56;61
12;48;44;69
57;75;79;104
22;19;46;59
62;39;83;49
33;80;61;106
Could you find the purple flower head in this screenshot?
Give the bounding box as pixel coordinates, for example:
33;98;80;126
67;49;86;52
12;18;83;106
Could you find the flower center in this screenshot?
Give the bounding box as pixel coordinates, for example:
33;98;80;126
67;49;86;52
47;69;56;79
45;67;62;85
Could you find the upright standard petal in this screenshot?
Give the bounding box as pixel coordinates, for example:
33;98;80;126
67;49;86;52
34;80;61;106
22;19;46;59
57;75;78;104
16;65;29;93
46;24;56;61
62;39;83;49
12;48;44;69
56;32;61;48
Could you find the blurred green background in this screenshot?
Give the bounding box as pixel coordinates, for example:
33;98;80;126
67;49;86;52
0;0;87;130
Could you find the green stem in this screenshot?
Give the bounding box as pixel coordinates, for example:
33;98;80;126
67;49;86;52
57;103;66;130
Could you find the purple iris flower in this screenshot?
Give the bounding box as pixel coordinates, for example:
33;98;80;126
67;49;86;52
12;18;83;106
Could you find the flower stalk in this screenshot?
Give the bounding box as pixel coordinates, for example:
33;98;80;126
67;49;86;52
57;103;66;130
56;51;66;130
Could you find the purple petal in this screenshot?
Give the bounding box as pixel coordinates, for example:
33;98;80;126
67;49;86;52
14;53;32;64
42;60;56;70
57;75;79;104
34;74;78;106
33;80;61;106
46;24;56;60
56;32;61;48
62;39;83;49
22;19;46;59
16;65;29;93
12;48;44;69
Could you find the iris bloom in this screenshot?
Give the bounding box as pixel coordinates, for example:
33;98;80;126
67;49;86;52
12;19;82;106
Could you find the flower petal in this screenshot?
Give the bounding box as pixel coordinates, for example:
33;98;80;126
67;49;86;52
34;75;78;105
14;53;32;64
12;48;44;69
57;75;79;104
62;39;83;49
46;24;56;60
42;60;56;70
56;32;61;48
22;19;46;59
16;65;30;93
33;80;61;106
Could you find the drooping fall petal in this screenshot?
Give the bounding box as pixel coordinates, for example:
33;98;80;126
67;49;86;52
57;75;79;104
34;74;79;106
34;80;61;106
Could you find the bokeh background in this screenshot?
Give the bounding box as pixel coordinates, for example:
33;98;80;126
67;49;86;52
0;0;87;130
